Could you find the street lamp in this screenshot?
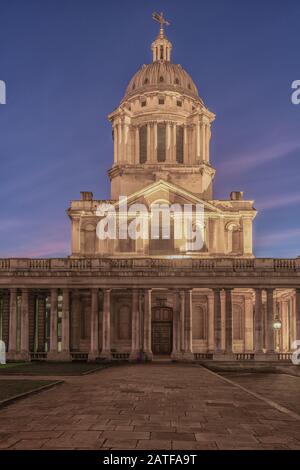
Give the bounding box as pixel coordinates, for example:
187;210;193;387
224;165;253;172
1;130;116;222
273;315;282;352
273;318;282;330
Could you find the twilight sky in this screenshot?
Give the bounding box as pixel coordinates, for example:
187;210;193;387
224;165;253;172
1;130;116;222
0;0;300;258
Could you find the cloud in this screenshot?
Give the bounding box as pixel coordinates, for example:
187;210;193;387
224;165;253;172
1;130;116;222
255;227;300;247
258;192;300;210
219;139;300;175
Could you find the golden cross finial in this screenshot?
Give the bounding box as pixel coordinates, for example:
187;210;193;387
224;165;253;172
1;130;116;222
152;12;170;37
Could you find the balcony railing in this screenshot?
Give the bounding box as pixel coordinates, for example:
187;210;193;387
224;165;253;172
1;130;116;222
0;257;298;272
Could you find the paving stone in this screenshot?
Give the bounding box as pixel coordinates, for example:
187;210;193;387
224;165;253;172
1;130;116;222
0;364;299;450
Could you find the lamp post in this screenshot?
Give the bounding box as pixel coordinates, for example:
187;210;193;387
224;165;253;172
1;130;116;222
273;316;282;352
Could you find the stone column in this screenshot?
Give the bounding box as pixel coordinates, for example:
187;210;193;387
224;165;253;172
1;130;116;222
265;288;276;356
200;122;206;161
61;288;71;360
147;123;151;163
49;288;58;358
281;301;289;352
225;288;233;356
20;288;30;360
183;125;188;164
113;124;118;164
130;289;140;360
171;290;180;360
89;288;99;361
8;288;17;357
205;124;210;162
124;123;129;163
179;290;185;352
71;290;81;351
118;123;123;162
213;288;222;356
71;217;80;256
143;289;152;360
101;289;111;359
254;289;264;357
295;288;300;345
208;291;215;352
183;289;193;360
153;122;158;163
196;121;201;160
172;123;176;162
245;295;254;352
243;218;253;255
135;126;140;164
166;122;171;162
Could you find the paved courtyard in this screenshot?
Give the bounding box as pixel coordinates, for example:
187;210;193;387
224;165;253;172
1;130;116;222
0;363;299;450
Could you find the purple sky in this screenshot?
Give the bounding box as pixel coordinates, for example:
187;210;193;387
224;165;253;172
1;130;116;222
0;0;300;259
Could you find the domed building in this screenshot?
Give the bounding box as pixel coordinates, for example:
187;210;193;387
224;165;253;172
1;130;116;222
0;15;298;364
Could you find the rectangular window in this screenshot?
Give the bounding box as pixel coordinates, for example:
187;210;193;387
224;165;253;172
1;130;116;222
176;125;184;163
159;98;165;105
141;100;146;107
157;123;166;162
177;100;182;107
139;125;147;163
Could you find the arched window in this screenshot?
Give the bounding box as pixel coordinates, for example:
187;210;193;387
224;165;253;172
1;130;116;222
159;75;164;82
193;305;207;340
175;78;180;85
144;78;149;85
118;305;131;340
176;125;184;163
139;125;147;163
233;304;244;340
160;46;164;60
157;123;166;162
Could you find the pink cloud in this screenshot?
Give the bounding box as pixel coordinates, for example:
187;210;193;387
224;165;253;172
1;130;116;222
4;240;70;258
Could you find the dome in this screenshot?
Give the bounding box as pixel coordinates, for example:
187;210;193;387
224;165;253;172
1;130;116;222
124;61;200;101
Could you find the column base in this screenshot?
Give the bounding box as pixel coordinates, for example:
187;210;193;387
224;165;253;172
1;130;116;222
143;351;153;362
213;352;235;361
129;350;142;362
181;351;195;362
88;352;99;362
47;352;71;362
171;351;183;361
99;350;111;361
7;351;31;362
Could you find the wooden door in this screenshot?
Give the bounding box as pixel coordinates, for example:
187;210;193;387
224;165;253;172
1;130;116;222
151;307;173;355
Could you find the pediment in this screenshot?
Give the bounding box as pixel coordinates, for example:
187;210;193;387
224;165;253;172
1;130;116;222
113;179;222;214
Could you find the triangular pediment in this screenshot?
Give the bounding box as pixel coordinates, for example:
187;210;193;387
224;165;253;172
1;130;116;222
113;179;222;213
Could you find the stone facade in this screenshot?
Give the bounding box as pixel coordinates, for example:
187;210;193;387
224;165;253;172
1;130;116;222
0;21;299;363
